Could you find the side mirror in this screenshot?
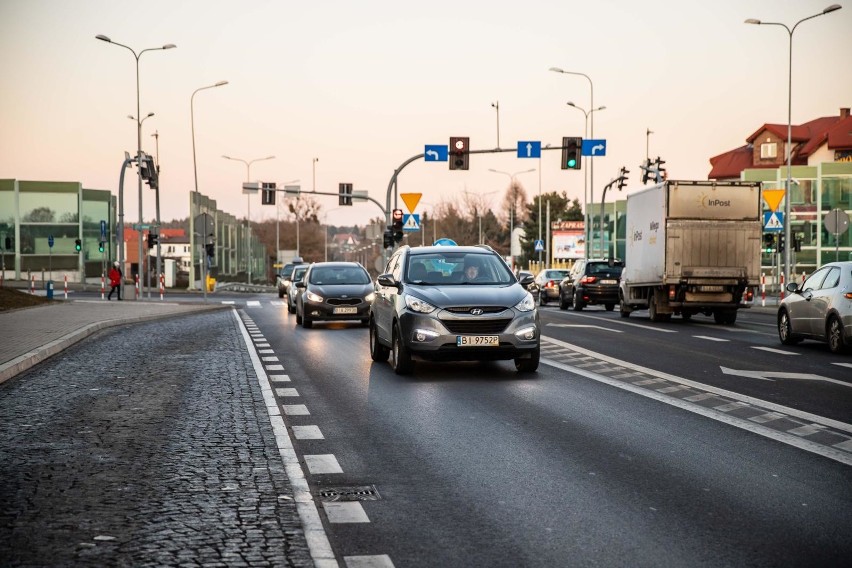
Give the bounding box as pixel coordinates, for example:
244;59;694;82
786;282;799;293
295;281;306;289
518;274;534;287
377;273;398;288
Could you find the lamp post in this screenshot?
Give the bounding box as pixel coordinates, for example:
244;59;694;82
566;102;605;259
222;155;275;284
129;112;154;297
646;128;654;161
745;3;842;286
491;101;500;149
488;168;536;260
188;80;228;291
323;207;343;262
96;34;175;299
151;129;162;297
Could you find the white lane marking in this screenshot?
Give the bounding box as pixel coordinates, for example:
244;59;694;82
258;349;275;354
262;356;280;362
323;502;369;523
292;425;324;440
834;439;852;451
283;405;310;416
788;424;823;436
752;346;798;355
553;311;678;333
269;374;291;383
256;343;271;348
276;388;299;397
547;323;623;333
253;338;267;342
541;336;852;437
221;300;235;304
270;301;286;306
344;554;395;568
693;335;730;342
305;454;343;474
247;300;261;307
721;366;852;388
232;311;336;566
542;354;852;466
833;362;852;369
266;364;285;371
751;412;785;424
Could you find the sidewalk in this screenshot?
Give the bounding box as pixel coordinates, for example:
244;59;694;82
0;299;229;385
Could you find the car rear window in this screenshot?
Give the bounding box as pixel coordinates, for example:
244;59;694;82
587;262;623;277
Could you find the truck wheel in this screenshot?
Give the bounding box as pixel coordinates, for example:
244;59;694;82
605;303;615;312
714;309;737;325
681;312;692;321
648;294;659;322
619;301;631;318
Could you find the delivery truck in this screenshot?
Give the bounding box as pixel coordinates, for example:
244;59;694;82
618;180;762;324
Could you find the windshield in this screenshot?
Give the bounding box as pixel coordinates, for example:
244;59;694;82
309;265;371;285
406;252;514;285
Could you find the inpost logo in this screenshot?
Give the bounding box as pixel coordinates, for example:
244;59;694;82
696;192;731;209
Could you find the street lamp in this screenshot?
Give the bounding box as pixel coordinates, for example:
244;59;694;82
745;3;842;286
128;112;155;297
96;34;175;299
566;101;605;259
222;154;275;284
188;80;228;291
491;101;500;149
550;67;596;257
488;168;536;261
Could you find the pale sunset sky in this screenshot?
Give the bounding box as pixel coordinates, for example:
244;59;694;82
1;0;850;227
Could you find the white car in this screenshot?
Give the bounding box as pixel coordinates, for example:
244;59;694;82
286;264;309;314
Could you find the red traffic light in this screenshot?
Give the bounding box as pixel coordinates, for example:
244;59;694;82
392;208;403;221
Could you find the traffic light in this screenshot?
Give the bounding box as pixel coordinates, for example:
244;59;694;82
617;167;629;190
205;243;215;258
763;233;775;252
98;241;105;253
74;239;82;252
778;234;786;253
449;136;469;170
261;182;276;205
392;209;404;243
147;232;158;249
640;158;652;184
561;137;582;170
383;229;394;249
4;236;11;250
339;183;353;206
140;154;158;190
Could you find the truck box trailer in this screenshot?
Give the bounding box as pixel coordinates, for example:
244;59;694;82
619;180;762;324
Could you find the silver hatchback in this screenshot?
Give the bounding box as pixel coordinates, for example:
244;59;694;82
777;261;852;353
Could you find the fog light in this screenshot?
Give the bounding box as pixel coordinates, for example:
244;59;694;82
414;329;439;342
514;325;537;341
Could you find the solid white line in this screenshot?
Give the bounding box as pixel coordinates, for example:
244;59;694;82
547;323;623;333
554;311;678;333
833;362;852;369
541;355;852;466
752;346;799;355
232;311;336;567
541;336;852;435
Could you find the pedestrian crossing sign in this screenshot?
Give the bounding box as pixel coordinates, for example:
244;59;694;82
403;213;420;232
763;211;784;232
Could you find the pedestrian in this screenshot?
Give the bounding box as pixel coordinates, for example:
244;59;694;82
108;261;122;300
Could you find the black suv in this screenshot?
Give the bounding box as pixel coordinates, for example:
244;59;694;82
559;258;623;311
369;245;540;375
277;258;306;298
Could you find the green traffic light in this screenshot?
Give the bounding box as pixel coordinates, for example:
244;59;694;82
567;158;577;168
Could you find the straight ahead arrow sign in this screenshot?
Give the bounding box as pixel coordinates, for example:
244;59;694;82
720;366;851;388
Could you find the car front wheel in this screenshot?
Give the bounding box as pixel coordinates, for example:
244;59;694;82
370;319;390;362
515;345;540;373
778;309;801;345
391;323;413;375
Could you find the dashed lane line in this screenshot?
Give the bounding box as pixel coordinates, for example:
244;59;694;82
752;346;799;355
693;335;730;342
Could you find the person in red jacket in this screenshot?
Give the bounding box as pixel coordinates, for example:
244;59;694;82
108;261;122;300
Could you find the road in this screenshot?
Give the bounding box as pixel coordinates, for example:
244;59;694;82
2;295;850;566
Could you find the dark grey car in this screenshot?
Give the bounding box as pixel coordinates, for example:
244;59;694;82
294;262;375;328
369;245;540;375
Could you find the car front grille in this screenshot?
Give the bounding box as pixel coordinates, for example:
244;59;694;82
443;306;507;315
441;318;512;334
328;298;362;306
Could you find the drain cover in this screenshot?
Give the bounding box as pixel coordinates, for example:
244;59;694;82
318;485;381;502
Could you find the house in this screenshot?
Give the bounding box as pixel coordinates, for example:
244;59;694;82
709;107;852;180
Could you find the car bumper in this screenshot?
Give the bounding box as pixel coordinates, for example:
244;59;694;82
302;301;370;321
577;286;619;304
397;309;539;361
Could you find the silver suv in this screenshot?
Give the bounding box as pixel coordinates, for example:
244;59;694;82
369;245;540;374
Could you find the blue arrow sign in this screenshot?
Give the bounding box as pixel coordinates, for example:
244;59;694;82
424;145;449;162
582;139;607;157
763;211;784;232
517;141;541;158
48;235;54;248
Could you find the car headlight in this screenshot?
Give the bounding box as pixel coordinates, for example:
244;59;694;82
404;294;436;314
514;292;535;312
306;291;324;303
365;292;375;303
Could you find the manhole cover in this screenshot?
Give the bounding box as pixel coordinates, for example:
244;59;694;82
318;485;381;502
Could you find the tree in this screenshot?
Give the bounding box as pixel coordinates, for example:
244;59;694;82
23;207;55;223
518;191;575;267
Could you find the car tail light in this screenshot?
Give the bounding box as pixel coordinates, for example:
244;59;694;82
745;288;754;302
844;292;852;300
546;280;556;288
668;285;676;300
579;276;596;285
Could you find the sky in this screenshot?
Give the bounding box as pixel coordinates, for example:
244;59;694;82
1;0;850;229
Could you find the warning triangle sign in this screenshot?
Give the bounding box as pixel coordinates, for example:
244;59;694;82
762;189;785;212
765;212;783;230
